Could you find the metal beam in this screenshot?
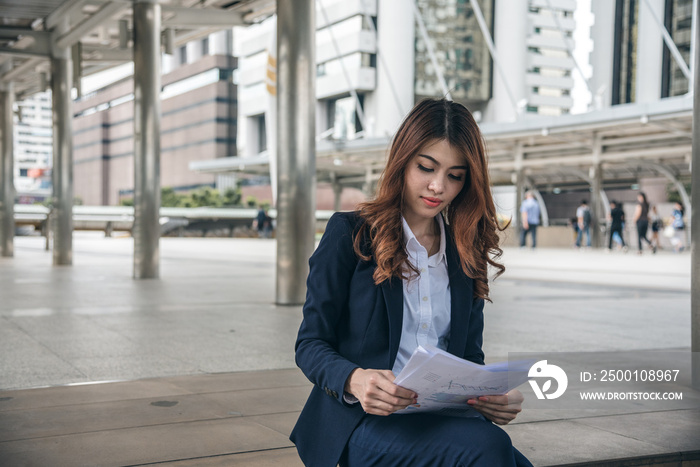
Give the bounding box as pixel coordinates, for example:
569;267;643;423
132;0;162;279
45;0;88;30
590;134;603;247
514;142;524;233
161;6;245;27
55;2;126;50
1;57;43;82
81;46;132;62
51;31;74;266
490;144;692;170
276;0;316;305
0;29;51;57
0;82;14;257
691;0;700;389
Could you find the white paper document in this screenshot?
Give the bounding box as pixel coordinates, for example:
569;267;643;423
393;345;532;417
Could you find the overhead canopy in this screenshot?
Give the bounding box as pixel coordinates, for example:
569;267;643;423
191;94;693;192
0;0;274;99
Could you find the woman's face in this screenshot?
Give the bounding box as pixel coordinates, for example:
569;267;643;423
402;139;467;224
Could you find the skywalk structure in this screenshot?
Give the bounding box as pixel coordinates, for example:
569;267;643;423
0;1;699;376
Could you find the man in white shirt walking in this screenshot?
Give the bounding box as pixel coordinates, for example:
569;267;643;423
519;191;540;249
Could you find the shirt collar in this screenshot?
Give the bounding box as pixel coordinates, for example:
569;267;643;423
401;214;447;266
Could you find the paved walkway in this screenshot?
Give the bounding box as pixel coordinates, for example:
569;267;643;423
0;233;697;466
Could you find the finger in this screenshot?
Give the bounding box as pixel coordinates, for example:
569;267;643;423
470;396;522;412
363;397;412;414
472;405;519;422
470;401;522;414
368;385;415;407
378;371;417;396
373;375;417;401
477;395;510;406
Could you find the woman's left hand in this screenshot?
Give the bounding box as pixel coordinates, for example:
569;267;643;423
467;389;523;425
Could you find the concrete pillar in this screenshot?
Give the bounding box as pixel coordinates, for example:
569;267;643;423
51;22;74;265
132;0;161;279
591;134;603;248
332;182;343;212
513;143;524;231
276;0;316;305
691;0;700;388
362;167;374;197
0;83;14;257
590;164;603;247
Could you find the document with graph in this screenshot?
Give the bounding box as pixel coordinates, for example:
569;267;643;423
393;345;532;416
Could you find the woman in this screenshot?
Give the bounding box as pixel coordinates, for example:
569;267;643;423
633;192;654;254
291;99;531;467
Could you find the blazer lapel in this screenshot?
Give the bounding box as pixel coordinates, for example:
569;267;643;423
381;276;404;368
445;230;473;357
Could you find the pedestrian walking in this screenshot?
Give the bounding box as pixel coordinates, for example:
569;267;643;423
256;205;272;238
291;98;532;467
519;191;540;249
575;200;592;248
633;192;655;254
607;200;626;251
671;202;685;253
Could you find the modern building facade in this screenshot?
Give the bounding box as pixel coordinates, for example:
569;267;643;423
71;32;236;206
14;91;53;202
591;0;692;107
235;0;579;164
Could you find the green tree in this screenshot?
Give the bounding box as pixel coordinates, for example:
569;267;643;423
161;187;183;207
222;188;242;206
667;182;691;204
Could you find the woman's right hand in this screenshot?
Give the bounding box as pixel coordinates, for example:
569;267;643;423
345;368;417;416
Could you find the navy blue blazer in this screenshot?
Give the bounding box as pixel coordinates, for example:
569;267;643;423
291;211;486;467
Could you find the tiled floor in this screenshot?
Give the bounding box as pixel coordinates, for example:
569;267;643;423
0;234;697;466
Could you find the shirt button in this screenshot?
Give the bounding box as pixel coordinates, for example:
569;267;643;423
422;296;428;302
421;323;428;330
420;268;425;273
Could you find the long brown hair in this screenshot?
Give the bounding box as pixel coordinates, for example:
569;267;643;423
353;98;506;301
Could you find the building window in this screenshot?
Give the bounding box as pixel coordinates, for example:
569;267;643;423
331;95;363;141
361;53;377;68
257;115;267;153
202;37;210;56
179;46;187;64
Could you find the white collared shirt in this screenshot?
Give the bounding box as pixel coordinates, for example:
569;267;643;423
392;215;451;375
